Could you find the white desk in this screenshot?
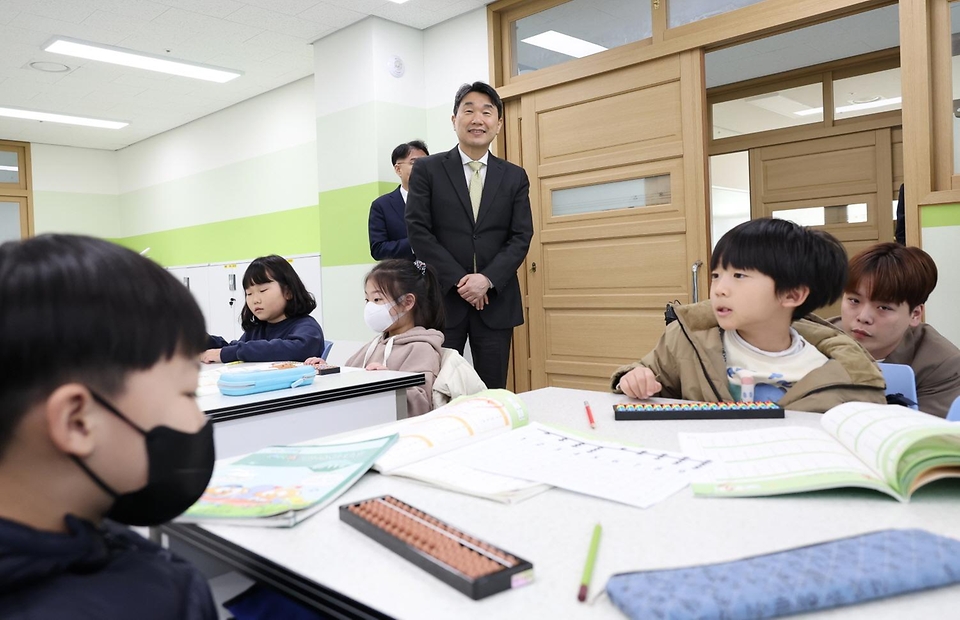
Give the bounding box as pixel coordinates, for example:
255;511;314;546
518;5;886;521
200;368;425;459
164;388;960;619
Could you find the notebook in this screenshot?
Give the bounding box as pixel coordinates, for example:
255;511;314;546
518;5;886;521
678;401;960;501
606;529;960;620
177;434;397;527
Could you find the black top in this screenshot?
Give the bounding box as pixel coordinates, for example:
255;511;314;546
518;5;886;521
0;515;216;620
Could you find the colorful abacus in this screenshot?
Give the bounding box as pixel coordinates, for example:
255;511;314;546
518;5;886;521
340;495;534;600
613;401;785;420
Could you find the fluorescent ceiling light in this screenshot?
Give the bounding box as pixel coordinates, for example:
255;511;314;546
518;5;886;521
385;0;410;3
795;96;902;117
0;165;17;172
0;106;128;129
43;36;242;83
521;30;607;58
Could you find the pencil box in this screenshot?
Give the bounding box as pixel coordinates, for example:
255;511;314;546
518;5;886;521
606;528;960;620
340;495;534;600
217;362;316;396
613;401;784;420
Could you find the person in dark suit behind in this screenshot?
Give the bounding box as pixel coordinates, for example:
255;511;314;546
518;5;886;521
405;82;533;389
368;140;429;260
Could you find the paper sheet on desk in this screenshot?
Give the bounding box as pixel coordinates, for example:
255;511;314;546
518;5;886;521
447;423;713;509
386;456;551;503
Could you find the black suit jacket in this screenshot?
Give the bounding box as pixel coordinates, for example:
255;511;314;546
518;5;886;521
368;186;413;260
406;146;533;329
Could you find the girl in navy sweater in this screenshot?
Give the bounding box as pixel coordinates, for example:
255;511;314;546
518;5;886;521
202;255;324;363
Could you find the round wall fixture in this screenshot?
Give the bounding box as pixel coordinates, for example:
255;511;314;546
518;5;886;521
386;55;405;78
30;61;71;73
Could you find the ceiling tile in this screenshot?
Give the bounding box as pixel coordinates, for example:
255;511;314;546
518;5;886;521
82;9;152;34
225;5;330;40
296;2;366;29
20;0;98;25
149;7;261;40
86;0;169;21
244;0;322;17
243;30;315;55
10;11;128;44
372;4;439;30
314;0;387;13
152;0;244;19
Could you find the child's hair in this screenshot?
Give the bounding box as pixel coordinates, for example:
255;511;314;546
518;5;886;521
240;255;317;331
710;218;848;320
846;242;938;310
0;234;207;459
365;259;446;331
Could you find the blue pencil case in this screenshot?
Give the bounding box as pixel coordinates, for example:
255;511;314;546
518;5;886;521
217;363;316;396
606;529;960;620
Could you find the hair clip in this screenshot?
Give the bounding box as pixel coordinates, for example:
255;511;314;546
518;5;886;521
413;259;427;276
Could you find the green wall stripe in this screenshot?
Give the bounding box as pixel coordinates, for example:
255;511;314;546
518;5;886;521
319;181;396;267
921;203;960;228
113;204;321;267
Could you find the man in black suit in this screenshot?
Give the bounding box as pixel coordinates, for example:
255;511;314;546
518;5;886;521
368;140;429;260
406;82;533;389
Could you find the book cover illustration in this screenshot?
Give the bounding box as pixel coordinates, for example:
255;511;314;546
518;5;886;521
183;435;397;521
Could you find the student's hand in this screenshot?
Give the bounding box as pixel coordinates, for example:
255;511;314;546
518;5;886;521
304;357;327;368
617;367;662;399
200;349;222;364
457;274;491;306
365;363;389;371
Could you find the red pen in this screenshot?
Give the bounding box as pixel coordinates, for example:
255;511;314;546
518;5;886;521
584;400;596;429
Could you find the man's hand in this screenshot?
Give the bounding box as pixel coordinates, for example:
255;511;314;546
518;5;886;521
201;349;222;364
457;273;491;309
617;367;662;399
365;363;388;371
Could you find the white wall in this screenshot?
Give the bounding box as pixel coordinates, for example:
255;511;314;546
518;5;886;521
424;9;491;154
31;143;121;237
116;76;318;237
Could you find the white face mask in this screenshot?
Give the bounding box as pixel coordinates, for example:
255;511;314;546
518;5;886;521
364;300;400;333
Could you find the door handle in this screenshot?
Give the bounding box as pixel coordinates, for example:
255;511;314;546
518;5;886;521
691;260;703;303
530;261;537;273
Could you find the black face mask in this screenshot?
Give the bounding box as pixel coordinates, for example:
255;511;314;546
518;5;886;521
72;390;215;526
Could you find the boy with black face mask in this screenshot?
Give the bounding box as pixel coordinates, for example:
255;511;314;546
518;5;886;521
0;235;217;620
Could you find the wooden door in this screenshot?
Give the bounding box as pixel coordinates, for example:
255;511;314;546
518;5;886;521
750;128;899;317
511;51;710;392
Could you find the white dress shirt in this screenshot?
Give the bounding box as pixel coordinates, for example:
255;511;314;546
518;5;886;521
458;146;489;189
400;186;408;203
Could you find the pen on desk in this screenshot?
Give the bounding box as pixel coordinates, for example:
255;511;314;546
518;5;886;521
578;523;602;602
583;400;596;429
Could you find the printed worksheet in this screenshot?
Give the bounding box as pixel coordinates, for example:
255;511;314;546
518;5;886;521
447;422;712;509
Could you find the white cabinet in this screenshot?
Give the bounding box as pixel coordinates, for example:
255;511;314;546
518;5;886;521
168;254;323;343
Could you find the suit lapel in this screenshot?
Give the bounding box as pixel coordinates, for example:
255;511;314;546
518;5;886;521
389;186;404;220
442;147;475;224
476;155;504;228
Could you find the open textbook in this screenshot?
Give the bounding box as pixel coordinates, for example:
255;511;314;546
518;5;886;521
178;435;397;527
336;389;551;503
678;402;960;502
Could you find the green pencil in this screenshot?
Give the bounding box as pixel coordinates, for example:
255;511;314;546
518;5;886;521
578;523;602;602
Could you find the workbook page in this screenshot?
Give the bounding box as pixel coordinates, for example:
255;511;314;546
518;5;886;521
678;426;894;499
370;390;529;473
821;402;960;492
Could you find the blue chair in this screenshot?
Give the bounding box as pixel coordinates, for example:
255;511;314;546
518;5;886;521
947;396;960;422
877;362;918;410
321;340;334;360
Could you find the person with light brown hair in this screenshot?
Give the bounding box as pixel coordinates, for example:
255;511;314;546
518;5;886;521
833;242;960;417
